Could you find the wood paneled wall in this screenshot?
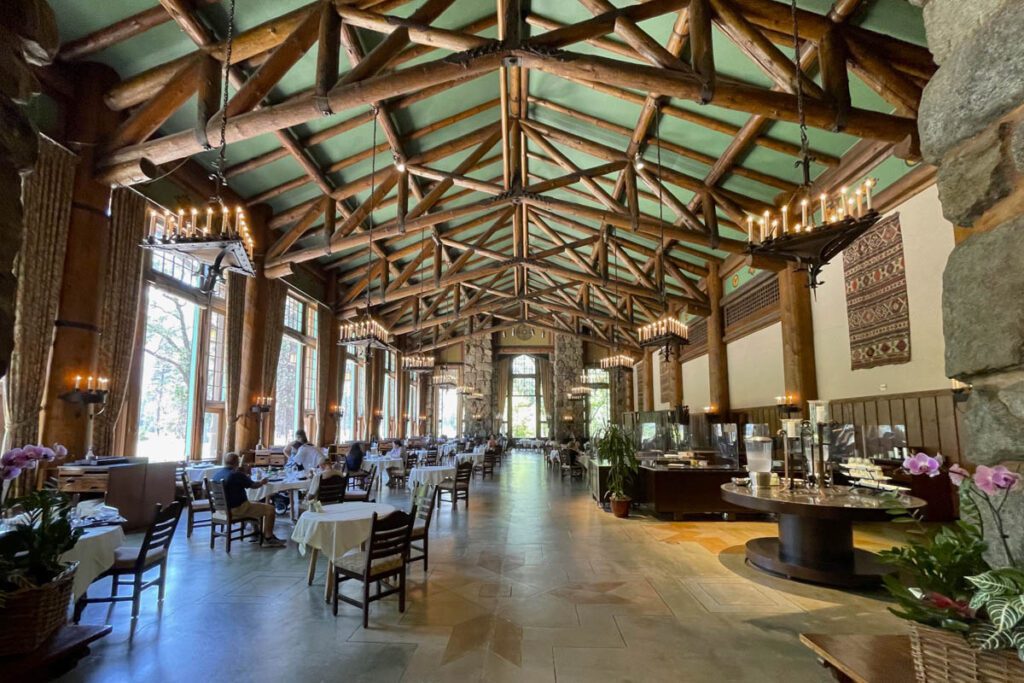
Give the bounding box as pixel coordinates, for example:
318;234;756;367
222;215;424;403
732;389;966;465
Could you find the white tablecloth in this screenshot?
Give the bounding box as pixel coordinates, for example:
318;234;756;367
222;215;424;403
185;464;220;482
364;455;403;488
408;465;455;488
61;525;125;601
456;452;484;466
291;502;396;561
247;474;313;502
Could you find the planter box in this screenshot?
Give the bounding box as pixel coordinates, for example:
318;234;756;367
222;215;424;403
0;563;77;656
910;623;1024;683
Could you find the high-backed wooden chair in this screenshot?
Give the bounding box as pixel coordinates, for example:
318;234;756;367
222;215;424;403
208;480;264;552
408;485;437;572
437;462;473;509
314;472;348;505
180;471;212;538
344;465;377;502
332;508;416;627
73;502;182;622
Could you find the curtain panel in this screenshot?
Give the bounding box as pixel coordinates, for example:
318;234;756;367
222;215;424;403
260;280;287;398
93;188;147;456
222;272;246;454
2;139;77;452
493;357;510;433
314;304;332;445
536;356;555;435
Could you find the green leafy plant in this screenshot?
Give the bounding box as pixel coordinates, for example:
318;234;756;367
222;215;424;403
880;462;1024;661
0;490;82;605
595;423;638;501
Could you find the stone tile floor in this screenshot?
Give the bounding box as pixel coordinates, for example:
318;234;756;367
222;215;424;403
61;451;912;682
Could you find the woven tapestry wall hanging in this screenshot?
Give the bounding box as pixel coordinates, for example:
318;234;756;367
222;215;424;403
843;212;912;370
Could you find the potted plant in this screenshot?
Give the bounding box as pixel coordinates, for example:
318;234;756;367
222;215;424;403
595;424;638;518
880;453;1024;680
1;443;81;656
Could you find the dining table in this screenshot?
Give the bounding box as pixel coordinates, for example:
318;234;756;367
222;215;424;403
407;465;455;489
363;454;404;490
184;462;220;482
290;502;397;601
61;525;126;602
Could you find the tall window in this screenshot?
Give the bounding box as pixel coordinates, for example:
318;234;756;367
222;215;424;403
436;385;458;438
340;353;357;442
273;294;317;445
586;367;611;437
507;354;541;438
135;249;225;462
406;375;420;437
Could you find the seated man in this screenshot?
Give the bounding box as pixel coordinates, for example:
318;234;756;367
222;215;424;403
213;453;286;548
286;429;324;471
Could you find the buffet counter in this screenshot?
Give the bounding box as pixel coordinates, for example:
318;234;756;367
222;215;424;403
639;463;748;518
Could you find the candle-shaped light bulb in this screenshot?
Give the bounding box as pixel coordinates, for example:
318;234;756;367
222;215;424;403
801;198;809;227
864;178;873;209
819;194;827;223
781;205;788;233
855;188;863;217
770;219;779;239
794;223;801;233
746;214;754;243
87;376;94;391
74;375;82;390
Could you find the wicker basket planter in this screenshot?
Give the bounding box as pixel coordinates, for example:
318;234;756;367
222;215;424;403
0;562;77;656
909;623;1024;683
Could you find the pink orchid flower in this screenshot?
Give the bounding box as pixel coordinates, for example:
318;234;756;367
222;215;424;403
903;452;941;477
948;464;969;487
1;447;24;467
52;443;68;458
1;464;22;481
975;465;1021;494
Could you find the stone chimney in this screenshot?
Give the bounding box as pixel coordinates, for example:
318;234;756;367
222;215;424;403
914;0;1024;564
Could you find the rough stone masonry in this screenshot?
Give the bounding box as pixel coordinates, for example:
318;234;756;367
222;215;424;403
914;0;1024;566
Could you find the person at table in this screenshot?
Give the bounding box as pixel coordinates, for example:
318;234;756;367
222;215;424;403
285;430;324;471
212;453;286;548
346;442;365;473
386;439;403;459
487;434;499;453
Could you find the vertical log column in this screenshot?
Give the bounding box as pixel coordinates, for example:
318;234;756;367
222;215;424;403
706;262;730;416
367;348;384;440
40;64;120;455
234;204;273;453
778;266;818;415
321;283;341;446
642;348;655;411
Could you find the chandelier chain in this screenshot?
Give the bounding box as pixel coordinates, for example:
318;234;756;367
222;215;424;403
790;0;814;187
211;0;237;206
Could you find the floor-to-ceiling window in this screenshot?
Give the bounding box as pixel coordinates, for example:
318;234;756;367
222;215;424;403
436;383;459;438
273;293;317;445
406;374;420;437
338;345;366;440
381;351;395;438
507;354;542;438
135;250;224;462
586;367;611;438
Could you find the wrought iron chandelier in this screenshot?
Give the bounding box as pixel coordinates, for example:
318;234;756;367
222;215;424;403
430;366;457;387
600;353;637;369
402;353;434;374
338;107;393;350
639;316;689;361
744;0;881;289
140;0;254;295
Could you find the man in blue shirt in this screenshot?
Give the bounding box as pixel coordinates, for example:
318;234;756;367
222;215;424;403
212;453;285;547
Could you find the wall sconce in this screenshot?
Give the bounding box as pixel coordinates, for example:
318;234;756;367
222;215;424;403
702;405;720;423
775;394;799;417
951;378;972;403
329;404;345;446
60;374;110;460
250;396;273;450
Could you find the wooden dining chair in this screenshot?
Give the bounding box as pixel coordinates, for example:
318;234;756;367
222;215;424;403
386;465;407;490
208;480;264;553
344;465;377;502
438;462;473;509
73;501;182;623
408;485;437;572
180;471;212;539
313;472;348;505
332;507;417;627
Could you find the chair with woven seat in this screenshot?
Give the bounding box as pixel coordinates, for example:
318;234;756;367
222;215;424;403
408;484;437;572
208;479;264;552
181;471;212;538
306;471;348;507
73;501;182;622
332;507;416;627
437;461;473;509
344;465;377;502
480;453;497;479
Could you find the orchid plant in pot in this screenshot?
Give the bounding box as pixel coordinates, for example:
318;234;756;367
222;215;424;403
879;453;1024;678
595;424;638;518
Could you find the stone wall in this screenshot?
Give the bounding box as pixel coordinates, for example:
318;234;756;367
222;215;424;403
659;356;681;408
553;333;584;440
461;336;494;437
610;367;634;423
914;0;1024;566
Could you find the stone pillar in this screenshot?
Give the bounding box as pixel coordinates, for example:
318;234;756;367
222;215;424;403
39;64;120;455
553;333;584;440
706;262;730;416
915;0;1024;565
778;267;818;416
234;204;273;452
642;348;655;411
610;366;634;422
461;336;493;437
659;354;683;409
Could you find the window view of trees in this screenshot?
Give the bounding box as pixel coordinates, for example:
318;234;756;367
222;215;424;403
509;354;540;438
274;294;317;445
136;287;198;462
586;368;611;437
436;385;458;438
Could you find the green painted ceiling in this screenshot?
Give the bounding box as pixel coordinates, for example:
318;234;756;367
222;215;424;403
46;0;930;339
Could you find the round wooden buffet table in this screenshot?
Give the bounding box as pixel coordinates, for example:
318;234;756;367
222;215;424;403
720;483;926;588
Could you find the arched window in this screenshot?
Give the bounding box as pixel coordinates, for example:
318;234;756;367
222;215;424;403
506;354;545;438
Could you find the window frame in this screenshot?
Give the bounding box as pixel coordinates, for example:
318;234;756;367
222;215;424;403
275;293;319;444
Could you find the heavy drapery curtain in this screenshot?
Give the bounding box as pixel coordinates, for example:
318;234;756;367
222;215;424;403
494;357;510;433
314;304;332;444
259;280;287;398
2;139;77;451
93;188;147;455
222;272;246;455
536;356;555;435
